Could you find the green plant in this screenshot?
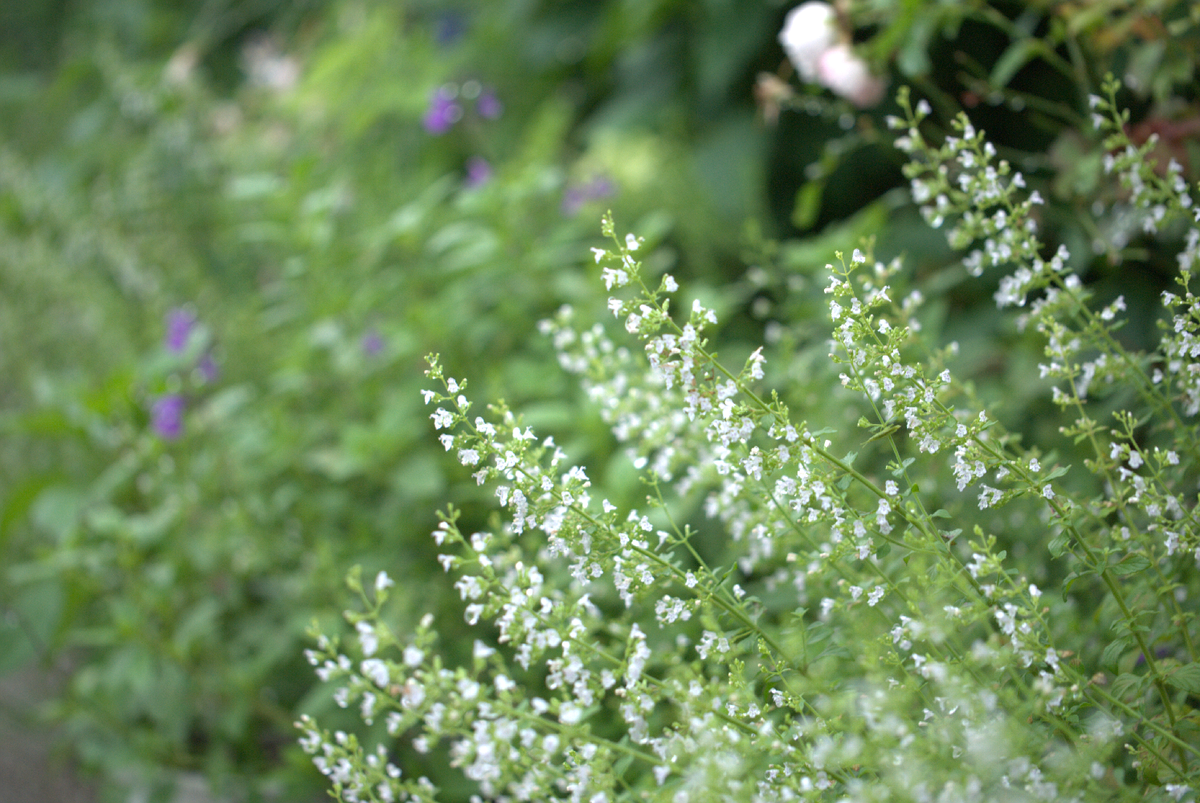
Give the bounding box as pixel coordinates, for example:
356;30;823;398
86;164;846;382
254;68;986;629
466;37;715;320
299;80;1200;801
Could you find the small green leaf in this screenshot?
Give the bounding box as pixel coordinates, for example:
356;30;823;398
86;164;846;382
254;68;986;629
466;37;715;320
792;181;825;230
1063;570;1089;598
1100;636;1135;671
1047;532;1070;558
865;425;900;444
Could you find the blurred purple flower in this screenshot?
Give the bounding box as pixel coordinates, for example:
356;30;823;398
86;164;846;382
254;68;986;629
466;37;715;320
196;352;219;383
165;308;196;352
423;87;462;134
151;394;186;440
361;329;384;357
434;12;468;47
562;175;616;216
465;156;492;188
476;89;503;119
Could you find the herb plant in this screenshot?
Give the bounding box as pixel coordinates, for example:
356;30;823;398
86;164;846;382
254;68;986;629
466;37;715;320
298;79;1200;803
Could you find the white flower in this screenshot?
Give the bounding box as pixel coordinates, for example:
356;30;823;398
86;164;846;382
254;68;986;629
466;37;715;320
816;44;886;108
779;2;838;82
361;658;389;688
357;621;379;657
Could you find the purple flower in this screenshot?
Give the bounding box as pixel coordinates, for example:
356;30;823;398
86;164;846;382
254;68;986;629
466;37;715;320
561;175;616;216
476;89;503;120
165;308;196;352
423;87;462;134
361;329;385;357
196;352;219;383
465;156;492;188
434;12;467;47
151;394;186;440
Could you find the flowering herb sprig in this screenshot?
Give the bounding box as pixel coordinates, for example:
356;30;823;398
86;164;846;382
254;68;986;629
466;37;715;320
299;90;1200;801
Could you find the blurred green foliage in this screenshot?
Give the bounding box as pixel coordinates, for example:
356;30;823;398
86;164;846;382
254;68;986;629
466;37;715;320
0;0;1197;799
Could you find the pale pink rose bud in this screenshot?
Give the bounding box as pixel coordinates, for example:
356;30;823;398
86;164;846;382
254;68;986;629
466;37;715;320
816;43;886;108
778;2;838;82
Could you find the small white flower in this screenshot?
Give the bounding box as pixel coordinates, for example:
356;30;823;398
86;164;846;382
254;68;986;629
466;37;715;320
625;233;640;251
559;702;583;725
361;658;389;688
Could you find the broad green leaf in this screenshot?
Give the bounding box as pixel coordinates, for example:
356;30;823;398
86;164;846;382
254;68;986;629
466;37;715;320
1108;555;1151;577
1167;663;1200;695
1110;672;1148;700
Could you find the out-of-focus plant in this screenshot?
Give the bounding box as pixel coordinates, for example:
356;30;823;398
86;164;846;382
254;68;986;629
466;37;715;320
0;2;749;798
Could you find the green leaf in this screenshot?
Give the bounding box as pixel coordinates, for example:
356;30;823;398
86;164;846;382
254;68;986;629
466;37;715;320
1166;663;1200;695
1100;636;1135;672
865;425;900;443
1108;555;1151;577
792;180;825;230
1043;465;1070;481
989;38;1043;89
1063;569;1090;598
1047;532;1070;558
1110;672;1148;700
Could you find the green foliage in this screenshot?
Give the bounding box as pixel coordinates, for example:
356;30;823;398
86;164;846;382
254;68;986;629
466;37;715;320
1;0;1198;800
303;93;1200;799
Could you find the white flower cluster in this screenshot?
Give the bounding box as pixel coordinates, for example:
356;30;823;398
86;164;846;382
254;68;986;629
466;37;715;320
297;87;1200;800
